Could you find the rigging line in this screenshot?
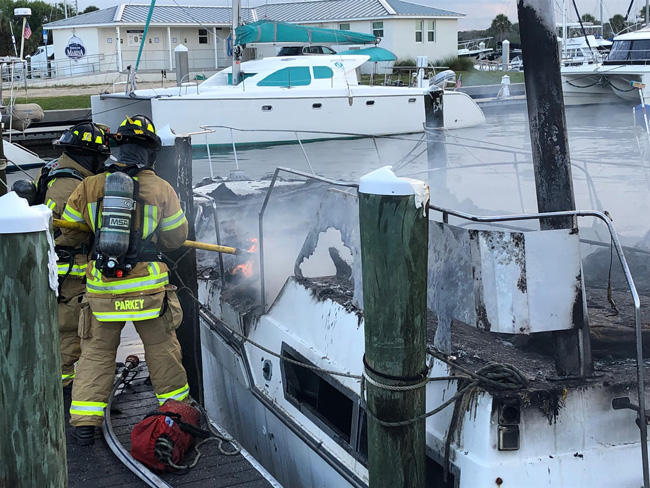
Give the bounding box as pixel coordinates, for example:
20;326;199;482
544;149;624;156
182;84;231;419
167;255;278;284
571;0;594;53
624;0;636;23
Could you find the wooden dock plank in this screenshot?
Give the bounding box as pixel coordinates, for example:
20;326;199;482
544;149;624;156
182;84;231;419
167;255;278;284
65;365;275;488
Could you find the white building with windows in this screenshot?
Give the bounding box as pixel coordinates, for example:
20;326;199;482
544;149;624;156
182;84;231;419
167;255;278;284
41;0;463;78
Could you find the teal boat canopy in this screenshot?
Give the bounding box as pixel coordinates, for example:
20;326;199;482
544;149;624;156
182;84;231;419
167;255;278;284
235;20;377;46
337;46;397;61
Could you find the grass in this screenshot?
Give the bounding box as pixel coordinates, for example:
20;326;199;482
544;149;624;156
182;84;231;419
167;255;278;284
16;95;92;110
455;70;524;86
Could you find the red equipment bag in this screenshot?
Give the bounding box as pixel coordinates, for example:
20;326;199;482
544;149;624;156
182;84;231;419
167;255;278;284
131;399;203;472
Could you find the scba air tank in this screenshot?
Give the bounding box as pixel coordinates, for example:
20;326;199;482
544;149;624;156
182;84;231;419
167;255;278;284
98;172;136;276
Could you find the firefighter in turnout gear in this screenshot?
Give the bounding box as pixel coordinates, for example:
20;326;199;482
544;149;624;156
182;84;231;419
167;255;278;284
40;123;111;387
60;115;190;445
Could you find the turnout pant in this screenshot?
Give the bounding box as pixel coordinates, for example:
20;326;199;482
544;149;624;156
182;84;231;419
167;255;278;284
58;278;85;386
70;291;190;427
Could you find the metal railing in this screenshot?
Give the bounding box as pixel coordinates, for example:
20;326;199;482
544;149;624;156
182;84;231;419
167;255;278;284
427;203;648;487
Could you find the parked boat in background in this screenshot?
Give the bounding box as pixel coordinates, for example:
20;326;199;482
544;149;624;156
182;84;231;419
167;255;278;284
92;54;485;146
561;27;650;105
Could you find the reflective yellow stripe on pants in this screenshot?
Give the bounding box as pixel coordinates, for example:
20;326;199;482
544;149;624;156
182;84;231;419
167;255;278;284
62;373;75;381
58;263;87;277
70;400;107;417
156;383;190;405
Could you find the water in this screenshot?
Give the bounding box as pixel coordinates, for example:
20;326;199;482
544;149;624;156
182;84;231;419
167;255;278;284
192;103;650;247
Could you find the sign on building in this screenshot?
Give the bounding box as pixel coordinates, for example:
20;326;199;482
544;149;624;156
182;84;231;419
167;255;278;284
65;35;85;60
127;30;144;47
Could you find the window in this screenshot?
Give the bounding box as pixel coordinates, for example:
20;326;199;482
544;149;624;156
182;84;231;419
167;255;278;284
313;66;333;79
257;66;311;87
198;29;208;44
281;344;367;460
415;20;423;42
322;46;337;54
372;21;384;38
427;20;435;42
340;23;351;30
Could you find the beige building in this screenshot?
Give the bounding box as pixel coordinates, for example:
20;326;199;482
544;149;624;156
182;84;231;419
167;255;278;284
42;1;463;77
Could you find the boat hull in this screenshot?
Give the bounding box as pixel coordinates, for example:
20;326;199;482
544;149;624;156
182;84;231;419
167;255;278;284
91;90;484;146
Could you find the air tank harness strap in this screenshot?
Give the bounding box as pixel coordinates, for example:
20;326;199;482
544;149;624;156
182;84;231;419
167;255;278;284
56;243;91;288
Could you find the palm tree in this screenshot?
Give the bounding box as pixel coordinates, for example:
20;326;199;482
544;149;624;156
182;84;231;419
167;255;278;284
490;14;512;43
581;13;598;24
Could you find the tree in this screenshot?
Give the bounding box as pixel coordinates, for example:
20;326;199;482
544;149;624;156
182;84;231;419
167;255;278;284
609;14;626;34
0;0;68;56
581;13;598;24
639;7;649;23
489;14;512;43
83;6;99;14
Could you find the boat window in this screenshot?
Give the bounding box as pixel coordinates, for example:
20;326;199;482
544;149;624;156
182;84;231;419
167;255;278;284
631;40;650;60
257;67;311;87
198;29;208;45
366;100;375;106
340;23;351;31
281;344;354;445
608;40;631;61
262;105;272;111
313;103;322;109
322;46;337;54
313;66;334;79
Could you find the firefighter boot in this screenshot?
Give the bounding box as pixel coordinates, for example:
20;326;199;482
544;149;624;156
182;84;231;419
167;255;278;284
75;426;95;446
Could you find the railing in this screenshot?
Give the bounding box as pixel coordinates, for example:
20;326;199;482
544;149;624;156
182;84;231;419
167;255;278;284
427;203;648;487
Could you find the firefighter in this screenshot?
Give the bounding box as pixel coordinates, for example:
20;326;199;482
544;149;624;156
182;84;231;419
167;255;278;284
38;123;111;387
60;115;190;445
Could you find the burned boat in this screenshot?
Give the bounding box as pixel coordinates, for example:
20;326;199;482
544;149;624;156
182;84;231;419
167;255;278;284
188;165;650;487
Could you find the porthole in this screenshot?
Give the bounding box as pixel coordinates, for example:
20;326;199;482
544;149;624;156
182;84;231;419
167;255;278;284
366;100;375;106
313;103;322;109
262;105;273;112
408;98;417;103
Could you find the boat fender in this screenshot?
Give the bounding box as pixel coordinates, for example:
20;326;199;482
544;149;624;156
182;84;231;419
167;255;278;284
131;399;208;472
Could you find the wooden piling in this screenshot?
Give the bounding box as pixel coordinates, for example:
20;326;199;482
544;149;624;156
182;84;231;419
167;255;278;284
359;167;429;488
0;194;67;487
156;135;203;403
517;0;593;377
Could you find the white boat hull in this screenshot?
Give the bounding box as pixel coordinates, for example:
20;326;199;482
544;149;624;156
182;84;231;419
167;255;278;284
91;91;484;146
199;276;650;488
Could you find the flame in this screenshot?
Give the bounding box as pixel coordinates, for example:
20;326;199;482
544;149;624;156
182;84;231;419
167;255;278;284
246;238;258;253
232;261;254;278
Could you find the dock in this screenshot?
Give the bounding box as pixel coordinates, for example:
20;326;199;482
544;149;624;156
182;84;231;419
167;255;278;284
64;365;278;488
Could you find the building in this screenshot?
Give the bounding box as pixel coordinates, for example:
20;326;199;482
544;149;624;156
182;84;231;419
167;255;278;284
42;0;463;77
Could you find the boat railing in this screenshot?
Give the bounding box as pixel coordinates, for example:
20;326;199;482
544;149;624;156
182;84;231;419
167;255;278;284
426;203;648;484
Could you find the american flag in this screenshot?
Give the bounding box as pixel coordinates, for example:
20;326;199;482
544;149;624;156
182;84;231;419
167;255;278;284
23;22;32;40
456;74;462;90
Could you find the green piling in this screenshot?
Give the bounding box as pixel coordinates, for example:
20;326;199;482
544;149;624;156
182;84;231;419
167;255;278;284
359;167;429;488
0;193;67;487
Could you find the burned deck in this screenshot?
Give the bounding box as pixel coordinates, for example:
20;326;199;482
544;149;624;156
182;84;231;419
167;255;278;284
64;367;275;488
297;276;650;394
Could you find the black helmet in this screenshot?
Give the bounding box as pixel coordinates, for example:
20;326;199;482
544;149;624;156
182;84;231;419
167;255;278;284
113;115;161;151
54;122;111;156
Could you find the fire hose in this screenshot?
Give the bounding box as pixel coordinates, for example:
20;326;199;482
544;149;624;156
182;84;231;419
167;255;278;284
52;218;240;255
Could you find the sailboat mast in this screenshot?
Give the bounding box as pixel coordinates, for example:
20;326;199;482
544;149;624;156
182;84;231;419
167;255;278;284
231;0;241;85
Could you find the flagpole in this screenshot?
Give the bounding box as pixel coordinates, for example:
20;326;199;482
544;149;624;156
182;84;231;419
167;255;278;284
19;18;27;60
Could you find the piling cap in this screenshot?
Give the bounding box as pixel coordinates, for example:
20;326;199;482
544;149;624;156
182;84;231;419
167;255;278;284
359;166;425;196
0;192;51;234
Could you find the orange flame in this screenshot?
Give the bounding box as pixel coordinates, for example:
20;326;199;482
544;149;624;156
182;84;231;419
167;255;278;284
232;261;254;278
246;238;258;253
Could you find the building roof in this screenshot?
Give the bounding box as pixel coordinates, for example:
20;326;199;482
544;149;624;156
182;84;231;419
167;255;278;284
44;0;463;29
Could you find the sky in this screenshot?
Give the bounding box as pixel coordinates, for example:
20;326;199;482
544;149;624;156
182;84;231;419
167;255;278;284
65;0;648;30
